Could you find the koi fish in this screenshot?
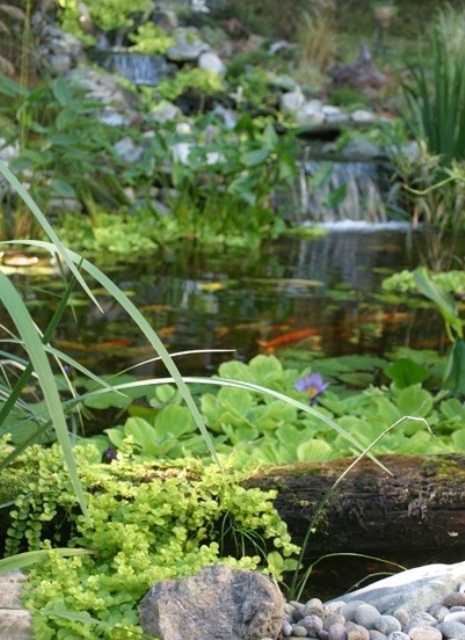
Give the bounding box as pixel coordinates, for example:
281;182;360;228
257;328;320;352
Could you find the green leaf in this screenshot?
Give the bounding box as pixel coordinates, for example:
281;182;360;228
0;549;90;574
414;268;462;339
125;417;158;456
0;273;87;514
297;438;332;462
242;148;270;167
155;405;194;438
445;340;465;394
396;385;433;418
452;428;465;450
385;359;430;389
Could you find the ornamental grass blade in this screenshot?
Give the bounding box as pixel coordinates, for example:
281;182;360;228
0;549;91;574
0;273;87;514
6;240;218;463
0;162;101;310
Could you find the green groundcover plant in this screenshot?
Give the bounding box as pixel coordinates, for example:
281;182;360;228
1;440;298;639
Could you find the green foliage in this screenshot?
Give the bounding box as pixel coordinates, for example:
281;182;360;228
79;353;465;465
129;23;174;54
58;0;152;36
2;442;298;639
157;69;224;102
403;30;465;166
383;269;465;297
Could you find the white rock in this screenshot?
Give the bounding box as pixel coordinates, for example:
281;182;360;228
280;89;305;115
150;101;181;123
296;102;325;127
351;109;377;124
171;142;192;164
198;51;225;75
113;137;144;163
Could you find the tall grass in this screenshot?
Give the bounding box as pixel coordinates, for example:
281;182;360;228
403;30;465;166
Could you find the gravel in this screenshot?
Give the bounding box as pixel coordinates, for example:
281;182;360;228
277;583;465;640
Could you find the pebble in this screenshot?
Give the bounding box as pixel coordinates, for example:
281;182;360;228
438;619;465;639
443;593;465;607
408;627;442;640
279;584;465;640
354;604;382;629
374;615;401;635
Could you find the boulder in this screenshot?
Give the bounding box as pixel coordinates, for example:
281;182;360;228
280;89;305;116
0;572;31;640
167;29;210;62
139;565;284;640
198;51;225;75
331;562;465;615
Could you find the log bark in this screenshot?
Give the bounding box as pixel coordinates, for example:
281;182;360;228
247;454;465;556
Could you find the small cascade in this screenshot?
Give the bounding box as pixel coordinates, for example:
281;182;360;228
93;50;170;86
283;141;400;224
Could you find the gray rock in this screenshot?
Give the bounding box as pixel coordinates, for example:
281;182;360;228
342;601;369;622
351;110;377;124
408;628;442;640
296;101;325;127
305;598;324;615
445;610;465;623
346;623;369;640
283;620;293;636
198;51;225;75
0;609;32;640
387;634;409;640
0;572;25;609
429;604;449;622
444;592;465;607
323;614;345;629
113;137;144;163
301;615;323;635
150;101;181;124
354;604;381;629
139;565;284;640
280;90;305;116
369;632;387;640
331;562;465;615
438;620;465;639
292;625;308;637
392;609;409;626
167;40;209;62
374;615;401;635
49;53;72;74
328;622;347;640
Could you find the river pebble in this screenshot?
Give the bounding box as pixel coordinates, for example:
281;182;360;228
278;583;465;640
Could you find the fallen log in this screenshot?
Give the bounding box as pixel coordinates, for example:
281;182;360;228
247;454;465;556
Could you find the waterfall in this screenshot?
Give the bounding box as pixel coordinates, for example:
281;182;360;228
93;50;170;86
284;141;399;224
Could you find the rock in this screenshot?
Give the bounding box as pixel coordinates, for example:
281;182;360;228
0;573;31;640
387;634;409;640
280;90;305;116
342;601;368;622
268;40;295;55
408;628;442;640
328;43;387;91
267;72;299;92
68;67;139;126
113;137;144;163
198;51;225;75
353;604;382;629
291;625;307;637
295;101;325;127
443;592;465;607
374;615;401;635
444;610;465;623
212;105;237;129
167;33;210;62
139;565;284;640
35;20;83;75
0;609;32;640
438;620;465;639
331;562;465;615
301;614;323;634
346;624;369;640
49;53;72;74
369;632;387;640
0;572;25;609
428;604;448;621
150;101;181;123
351;110;377;125
328;622;347;640
48;197;83;214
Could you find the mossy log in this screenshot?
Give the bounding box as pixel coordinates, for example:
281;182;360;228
247;454;465;555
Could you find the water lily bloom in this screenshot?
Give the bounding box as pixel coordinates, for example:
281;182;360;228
294;373;328;403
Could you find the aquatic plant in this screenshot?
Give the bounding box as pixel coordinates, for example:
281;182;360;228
403;30;465;166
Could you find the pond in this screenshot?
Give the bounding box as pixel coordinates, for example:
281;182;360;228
14;224;461;377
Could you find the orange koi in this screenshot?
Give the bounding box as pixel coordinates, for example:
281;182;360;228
257;328;320;352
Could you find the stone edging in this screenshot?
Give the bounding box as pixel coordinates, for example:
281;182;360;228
0;572;32;640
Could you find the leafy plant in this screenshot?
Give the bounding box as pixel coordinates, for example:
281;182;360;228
129;23;174;55
403;31;465;166
58;0;152;37
3;442;298;638
157;69;224;102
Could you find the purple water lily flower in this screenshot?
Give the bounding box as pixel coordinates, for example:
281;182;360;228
294;372;328;404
